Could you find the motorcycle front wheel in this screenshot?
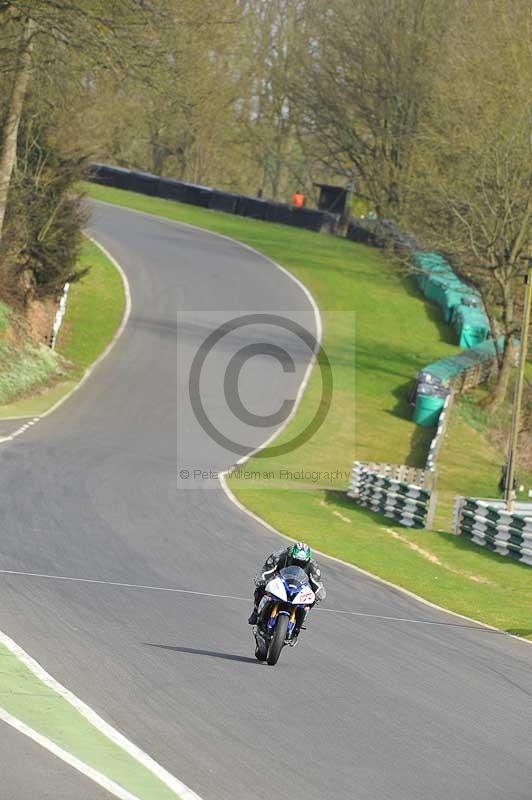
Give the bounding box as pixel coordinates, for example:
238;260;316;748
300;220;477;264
254;637;267;661
267;614;289;666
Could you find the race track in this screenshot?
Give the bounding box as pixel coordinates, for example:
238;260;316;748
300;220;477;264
1;201;532;799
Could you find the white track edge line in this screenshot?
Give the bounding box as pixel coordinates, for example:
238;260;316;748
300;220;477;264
37;235;132;420
93;195;532;649
0;235;131;437
0;232;204;798
0;629;204;799
219;432;532;649
0;708;141;800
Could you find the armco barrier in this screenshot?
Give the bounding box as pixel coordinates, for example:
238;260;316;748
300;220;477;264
87;163;333;233
452;497;532;565
348;462;436;528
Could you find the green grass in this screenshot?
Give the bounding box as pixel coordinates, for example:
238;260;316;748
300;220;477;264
0;641;188;799
0;301;8;332
86;182;532;637
56;238;125;378
0;341;64;405
0;238;125;418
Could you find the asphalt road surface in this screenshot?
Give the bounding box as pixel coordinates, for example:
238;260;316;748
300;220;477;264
1;201;532;800
1;721;113;800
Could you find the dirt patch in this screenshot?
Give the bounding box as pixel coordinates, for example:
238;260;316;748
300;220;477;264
0;297;58;349
385;527;493;584
25;297;58;346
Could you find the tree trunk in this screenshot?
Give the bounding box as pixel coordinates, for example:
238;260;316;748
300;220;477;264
489;337;517;411
0;16;36;242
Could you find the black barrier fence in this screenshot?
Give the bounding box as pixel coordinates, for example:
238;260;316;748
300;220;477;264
265;202;293;226
209;190;240;213
157;177;188;202
182;183;213;208
87;163;335;234
235;194;268;220
128;170;159;196
346;217;417;253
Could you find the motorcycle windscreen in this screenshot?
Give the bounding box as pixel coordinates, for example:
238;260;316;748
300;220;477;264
278;566;308;591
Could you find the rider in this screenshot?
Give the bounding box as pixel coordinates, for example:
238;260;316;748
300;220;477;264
248;541;326;632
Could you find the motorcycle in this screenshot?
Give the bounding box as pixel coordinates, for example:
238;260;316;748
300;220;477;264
253;565;315;665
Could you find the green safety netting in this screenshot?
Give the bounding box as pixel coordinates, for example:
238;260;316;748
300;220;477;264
421;337;504;384
412;251;490;347
451;305;490;348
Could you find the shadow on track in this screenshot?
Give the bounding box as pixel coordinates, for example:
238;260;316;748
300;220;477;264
144;643;262;664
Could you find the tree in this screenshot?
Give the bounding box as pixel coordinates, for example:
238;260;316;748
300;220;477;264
236;0;315;200
0;108;88;307
0;0;165;242
407;0;532;407
297;0;450;218
0;13;35;238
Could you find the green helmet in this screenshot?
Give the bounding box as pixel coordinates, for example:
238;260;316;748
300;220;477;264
289;541;311;563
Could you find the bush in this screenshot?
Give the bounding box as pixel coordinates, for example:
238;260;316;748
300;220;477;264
0;114;88;308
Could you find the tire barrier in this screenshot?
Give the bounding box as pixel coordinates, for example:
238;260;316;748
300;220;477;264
347;388;451;528
347;461;436;528
87;163;334;233
452;496;532;565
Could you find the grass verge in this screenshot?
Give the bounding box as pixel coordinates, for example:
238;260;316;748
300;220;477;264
86;183;532;638
0;640;187;799
0;238;125;419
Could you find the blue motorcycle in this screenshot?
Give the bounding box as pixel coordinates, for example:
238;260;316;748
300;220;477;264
253;566;315;665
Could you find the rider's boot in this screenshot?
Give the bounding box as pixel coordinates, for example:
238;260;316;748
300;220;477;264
248;607;258;625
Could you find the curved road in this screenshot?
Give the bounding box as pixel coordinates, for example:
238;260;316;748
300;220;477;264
1;202;532;799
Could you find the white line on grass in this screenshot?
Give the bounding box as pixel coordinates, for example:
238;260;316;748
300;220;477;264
0;708;142;800
0;237;205;799
0;236;131;437
0;628;204;800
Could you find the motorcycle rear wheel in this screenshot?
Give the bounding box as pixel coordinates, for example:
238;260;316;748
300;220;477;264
267;614;289;666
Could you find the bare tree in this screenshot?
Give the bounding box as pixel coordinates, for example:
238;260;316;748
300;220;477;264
0;13;35;237
0;0;164;242
407;0;532;407
297;0;449;218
